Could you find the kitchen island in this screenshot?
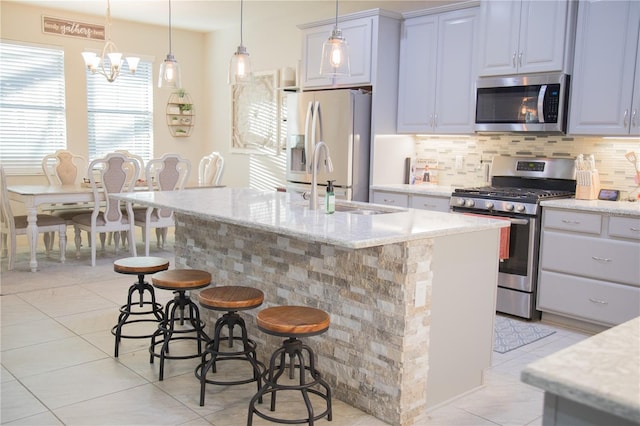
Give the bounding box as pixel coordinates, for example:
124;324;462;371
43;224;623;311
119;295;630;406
521;316;640;426
113;187;508;426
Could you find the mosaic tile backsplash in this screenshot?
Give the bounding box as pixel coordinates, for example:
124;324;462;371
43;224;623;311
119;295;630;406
413;135;640;197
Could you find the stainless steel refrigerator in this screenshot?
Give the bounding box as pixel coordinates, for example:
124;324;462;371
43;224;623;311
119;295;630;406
285;89;371;201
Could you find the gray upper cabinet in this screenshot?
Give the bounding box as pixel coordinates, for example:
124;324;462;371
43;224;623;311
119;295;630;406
397;6;479;134
568;0;640;136
477;0;574;76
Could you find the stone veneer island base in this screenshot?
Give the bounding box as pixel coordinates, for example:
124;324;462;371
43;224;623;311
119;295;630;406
112;188;505;426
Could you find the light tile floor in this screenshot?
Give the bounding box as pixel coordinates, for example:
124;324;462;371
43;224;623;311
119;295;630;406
0;232;592;425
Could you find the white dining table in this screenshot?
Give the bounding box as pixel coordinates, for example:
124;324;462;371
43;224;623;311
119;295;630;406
7;184;101;271
7;184;224;271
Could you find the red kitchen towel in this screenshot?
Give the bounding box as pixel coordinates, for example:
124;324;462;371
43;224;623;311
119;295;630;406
463;213;511;260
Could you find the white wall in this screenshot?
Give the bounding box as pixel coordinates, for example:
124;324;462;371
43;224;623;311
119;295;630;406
0;1;207;187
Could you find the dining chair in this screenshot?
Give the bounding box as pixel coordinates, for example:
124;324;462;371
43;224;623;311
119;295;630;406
134;153;191;256
42;150;88;185
198;152;224;186
0;167;67;270
41;150;92;249
71;153;139;266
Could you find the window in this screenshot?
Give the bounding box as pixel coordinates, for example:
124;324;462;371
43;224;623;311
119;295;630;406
86;59;153;163
0;41;66;173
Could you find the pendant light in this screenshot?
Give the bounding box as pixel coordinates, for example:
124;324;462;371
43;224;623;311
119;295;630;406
320;0;350;77
81;0;139;83
158;0;181;88
228;0;252;85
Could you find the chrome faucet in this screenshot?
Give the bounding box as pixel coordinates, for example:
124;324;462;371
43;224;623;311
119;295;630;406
309;141;334;209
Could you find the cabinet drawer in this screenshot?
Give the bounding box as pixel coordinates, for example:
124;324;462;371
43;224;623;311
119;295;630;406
410;195;450;212
537;270;640;326
540;231;640;286
372;191;409;207
608;216;640;240
543;209;602;234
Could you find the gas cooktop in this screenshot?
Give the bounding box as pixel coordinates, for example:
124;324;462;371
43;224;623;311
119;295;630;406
453;186;575;203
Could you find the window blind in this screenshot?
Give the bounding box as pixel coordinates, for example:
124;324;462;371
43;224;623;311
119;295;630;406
0;42;66;173
86;59;153;163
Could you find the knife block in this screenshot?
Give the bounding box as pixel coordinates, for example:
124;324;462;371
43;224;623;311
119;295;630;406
575;171;601;200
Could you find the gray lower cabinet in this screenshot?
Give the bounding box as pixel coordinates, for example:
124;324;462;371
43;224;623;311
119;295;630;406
371;190;451;212
410;194;451;212
537;208;640;326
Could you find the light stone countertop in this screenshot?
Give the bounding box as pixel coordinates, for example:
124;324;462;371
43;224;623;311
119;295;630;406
370;183;455;197
112;187;508;249
541;198;640;217
521;316;640;423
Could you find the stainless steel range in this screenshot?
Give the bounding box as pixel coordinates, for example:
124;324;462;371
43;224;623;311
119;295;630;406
450;156;576;320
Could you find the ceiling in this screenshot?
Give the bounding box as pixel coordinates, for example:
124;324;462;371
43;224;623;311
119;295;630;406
6;0;463;32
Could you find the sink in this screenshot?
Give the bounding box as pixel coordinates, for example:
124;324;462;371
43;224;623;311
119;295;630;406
333;204;401;215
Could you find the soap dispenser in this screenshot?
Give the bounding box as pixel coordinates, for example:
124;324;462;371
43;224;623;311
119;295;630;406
325;180;335;214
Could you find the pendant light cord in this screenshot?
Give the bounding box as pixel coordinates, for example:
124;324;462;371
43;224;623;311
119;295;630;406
240;0;244;47
334;0;339;29
168;0;173;54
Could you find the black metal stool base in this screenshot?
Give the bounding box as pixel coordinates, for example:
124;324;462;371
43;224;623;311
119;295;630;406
149;290;209;381
112;274;164;357
248;337;332;425
195;312;265;406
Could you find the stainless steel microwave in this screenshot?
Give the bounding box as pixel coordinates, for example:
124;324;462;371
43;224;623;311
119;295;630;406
475;73;570;133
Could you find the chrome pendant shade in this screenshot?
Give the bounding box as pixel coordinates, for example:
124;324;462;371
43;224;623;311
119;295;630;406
81;0;139;83
228;0;252;85
320;0;350;77
158;0;182;88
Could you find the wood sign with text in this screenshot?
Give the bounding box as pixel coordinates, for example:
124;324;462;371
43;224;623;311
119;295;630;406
42;16;105;40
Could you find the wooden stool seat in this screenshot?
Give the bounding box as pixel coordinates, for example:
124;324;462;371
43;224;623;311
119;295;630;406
114;256;170;275
111;256;169;358
199;286;264;311
257;306;330;337
152;269;211;291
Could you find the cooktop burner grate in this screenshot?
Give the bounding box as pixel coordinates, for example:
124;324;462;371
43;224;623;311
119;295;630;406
454;186;575;202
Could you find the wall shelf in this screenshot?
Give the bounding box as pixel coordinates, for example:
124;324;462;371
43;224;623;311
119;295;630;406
166;91;195;137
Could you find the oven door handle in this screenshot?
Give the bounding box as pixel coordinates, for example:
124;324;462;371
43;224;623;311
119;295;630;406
507;217;529;226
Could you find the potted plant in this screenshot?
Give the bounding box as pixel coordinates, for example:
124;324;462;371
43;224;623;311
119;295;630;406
179;103;192;114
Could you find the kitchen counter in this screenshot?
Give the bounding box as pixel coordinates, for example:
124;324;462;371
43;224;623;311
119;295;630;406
370;183;455;197
541;198;640;217
113;187;507;426
521;316;640;425
113;187;505;248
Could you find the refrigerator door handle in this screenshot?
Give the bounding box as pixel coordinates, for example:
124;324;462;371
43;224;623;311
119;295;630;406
304;101;313;173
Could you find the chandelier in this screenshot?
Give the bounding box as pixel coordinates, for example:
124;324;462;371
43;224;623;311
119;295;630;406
81;0;139;83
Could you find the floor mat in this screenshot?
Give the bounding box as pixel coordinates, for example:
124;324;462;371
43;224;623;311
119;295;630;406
494;315;556;353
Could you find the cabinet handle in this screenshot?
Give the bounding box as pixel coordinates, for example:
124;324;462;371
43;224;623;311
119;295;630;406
632;109;638;127
630;227;640;232
591;256;612;263
512;52;517;67
561;219;580;225
588;297;608;305
518;52;523;67
624;109;629;127
434;113;438;128
422;204;436;208
383;199;396;204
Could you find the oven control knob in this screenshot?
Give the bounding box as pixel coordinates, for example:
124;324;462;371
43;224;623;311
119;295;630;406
464;199;475;208
505;203;515;211
515;204;526;212
456;198;466;206
485;201;494;210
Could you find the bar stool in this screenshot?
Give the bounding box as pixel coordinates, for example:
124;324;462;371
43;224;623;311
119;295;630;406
112;256;169;357
248;306;332;425
195;286;265;406
149;269;211;381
